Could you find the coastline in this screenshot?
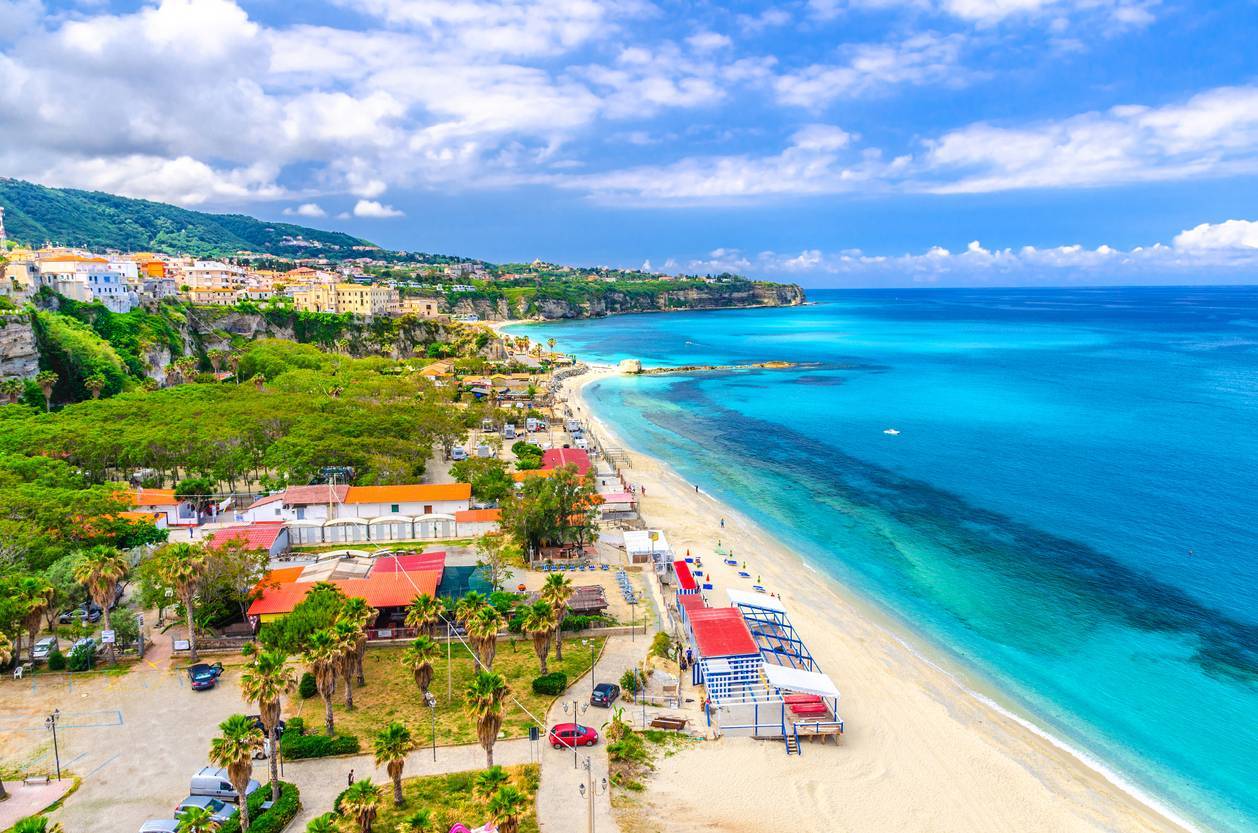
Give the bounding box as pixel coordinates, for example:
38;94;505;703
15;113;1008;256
562;363;1201;833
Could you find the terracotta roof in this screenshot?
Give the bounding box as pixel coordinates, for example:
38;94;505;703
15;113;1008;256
370;552;446;573
207;524;284;551
344;483;471;504
454;508;501;523
542;448;591;475
282;484;349;505
674;560;697;591
248;568;440;616
246;493;284;510
266;566;306;585
132;488;180;507
688;608;758;658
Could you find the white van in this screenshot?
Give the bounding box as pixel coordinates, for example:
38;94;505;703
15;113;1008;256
476;444;493;458
450;447;468;462
574;437;589;450
503;424;517;440
190;767;260;802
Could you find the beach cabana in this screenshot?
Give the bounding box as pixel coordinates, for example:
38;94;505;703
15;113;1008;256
623;529;671;565
727;588;818;672
673;560;699;595
324;517;369;543
687;607;763;701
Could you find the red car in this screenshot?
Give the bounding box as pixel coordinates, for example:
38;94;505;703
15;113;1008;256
549;723;599;749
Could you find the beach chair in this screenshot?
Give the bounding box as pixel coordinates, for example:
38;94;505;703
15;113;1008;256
684;557;694;563
702;583;713;590
738;571;751;578
753;585;766;593
724;558;738;566
601;564;609;571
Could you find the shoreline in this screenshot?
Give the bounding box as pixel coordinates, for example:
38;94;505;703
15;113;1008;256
561;363;1202;833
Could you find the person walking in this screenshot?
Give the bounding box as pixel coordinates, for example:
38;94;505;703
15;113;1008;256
347;769;355;786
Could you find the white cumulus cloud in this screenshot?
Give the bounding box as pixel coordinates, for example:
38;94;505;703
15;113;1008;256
284;203;327;218
353;199;404;218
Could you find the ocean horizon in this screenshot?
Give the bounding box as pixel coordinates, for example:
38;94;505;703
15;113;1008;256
512;286;1258;833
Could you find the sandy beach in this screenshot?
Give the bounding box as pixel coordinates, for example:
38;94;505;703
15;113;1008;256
561;364;1198;833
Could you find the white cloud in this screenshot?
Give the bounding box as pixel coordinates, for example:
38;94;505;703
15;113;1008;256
808;0;1158;27
775;33;967;107
672;219;1258;284
686;31;732;51
1172;220;1258;251
284;202;327;218
353;199;404;218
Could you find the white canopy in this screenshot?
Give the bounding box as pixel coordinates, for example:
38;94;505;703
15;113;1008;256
764;664;841;700
726;588;787;613
623;529;671;556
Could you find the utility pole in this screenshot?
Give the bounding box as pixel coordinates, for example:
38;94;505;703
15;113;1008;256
46;709;62;780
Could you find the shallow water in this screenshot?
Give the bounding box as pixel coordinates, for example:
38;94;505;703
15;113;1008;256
513;287;1258;833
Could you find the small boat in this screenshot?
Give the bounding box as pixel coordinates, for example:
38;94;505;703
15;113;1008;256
883;428;901;436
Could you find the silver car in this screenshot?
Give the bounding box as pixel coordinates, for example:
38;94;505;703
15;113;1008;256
138;821;179;833
174;795;238;824
32;637;59;661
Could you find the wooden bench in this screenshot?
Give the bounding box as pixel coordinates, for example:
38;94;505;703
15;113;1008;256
23;775;50;787
649;716;688;731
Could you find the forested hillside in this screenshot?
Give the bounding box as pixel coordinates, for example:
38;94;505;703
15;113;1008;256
0;178;374;258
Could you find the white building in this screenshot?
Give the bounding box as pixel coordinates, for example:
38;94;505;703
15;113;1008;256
36;256;138;312
181;260;247;289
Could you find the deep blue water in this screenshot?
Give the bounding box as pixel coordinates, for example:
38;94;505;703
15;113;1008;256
513;287;1258;833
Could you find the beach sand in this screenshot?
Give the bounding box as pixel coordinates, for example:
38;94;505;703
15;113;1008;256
562;365;1197;833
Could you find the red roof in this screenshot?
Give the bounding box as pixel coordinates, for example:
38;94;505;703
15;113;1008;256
245;493;283;511
248;569;440;616
542;448;591;475
678;593;707;612
371;552;446;574
208;524;284;551
689;608;758;658
673;560;697;591
454;508;501;523
282;485;349;505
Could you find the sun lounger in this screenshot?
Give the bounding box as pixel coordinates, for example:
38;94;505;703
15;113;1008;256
784;694;823;705
724;558;738;566
738;571;751;578
790;703;830;717
702;583;713;590
684;557;694;563
753;585;766;593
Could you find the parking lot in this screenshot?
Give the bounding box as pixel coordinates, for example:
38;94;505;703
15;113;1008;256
0;658;255;832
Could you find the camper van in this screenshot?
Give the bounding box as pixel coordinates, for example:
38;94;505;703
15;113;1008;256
503;423;517;440
450;447;468;462
526;417;545;433
565;419;581;433
476;444;493;458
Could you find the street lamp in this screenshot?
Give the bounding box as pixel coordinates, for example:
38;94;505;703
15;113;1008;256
577;756;609;833
424;692;438;762
45;709;62;781
561;699;589;769
583;638;597;694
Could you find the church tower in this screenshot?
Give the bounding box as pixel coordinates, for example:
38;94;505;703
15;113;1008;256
0;206;7;251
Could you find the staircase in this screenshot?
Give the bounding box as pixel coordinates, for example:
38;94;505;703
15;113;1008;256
784;727;801;756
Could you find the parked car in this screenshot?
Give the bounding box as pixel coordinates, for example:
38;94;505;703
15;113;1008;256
246;716;287;737
32;637;59;662
138;820;180;833
190;766;261;802
549;723;599;749
450;447;468;461
71;637;97;655
574;437;589;450
58;603;103;624
186;662;224;691
590;683;621;708
175;795;238;825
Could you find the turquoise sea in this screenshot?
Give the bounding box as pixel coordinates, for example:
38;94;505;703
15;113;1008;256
513;287;1258;833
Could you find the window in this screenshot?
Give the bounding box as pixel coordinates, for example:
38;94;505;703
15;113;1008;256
424;504;433;514
390;504;399;513
296;507;306;520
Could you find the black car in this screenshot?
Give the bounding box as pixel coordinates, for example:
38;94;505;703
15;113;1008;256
590;683;621;707
246;715;287;737
187;662;224;691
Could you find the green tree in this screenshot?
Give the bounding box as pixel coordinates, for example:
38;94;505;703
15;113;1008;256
332;619;360;710
73;545;128;663
520;600;555;676
450;457;512;503
35;370;58;412
540;572;573;661
403;593;443;638
338;596;375;686
208;714;263;832
487;785;527;833
401;636;439;700
466;605;505;669
153;542;209;661
474;765;509;802
303;628;341;735
239;649;296;801
373;721;416;807
464;671;510;767
340;779;383;833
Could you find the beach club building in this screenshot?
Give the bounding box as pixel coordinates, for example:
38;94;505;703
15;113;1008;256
130;488;199;528
623;529;672;565
238;483;473;545
205;523;291;560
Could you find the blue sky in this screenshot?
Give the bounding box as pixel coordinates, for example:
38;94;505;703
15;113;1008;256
3;0;1257;285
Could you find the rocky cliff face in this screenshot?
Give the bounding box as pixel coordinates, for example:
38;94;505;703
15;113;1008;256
0;315;39;379
532;282;804;320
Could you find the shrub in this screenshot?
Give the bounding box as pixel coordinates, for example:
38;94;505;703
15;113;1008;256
531;672;568;695
216;781;299;833
619;668;646;698
46;650;66;671
66;643;95;672
298;672;317;699
286;716;306;735
649;631;674;660
281;732;360;760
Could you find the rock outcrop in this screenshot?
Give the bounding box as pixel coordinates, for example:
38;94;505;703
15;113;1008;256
0;315;39;379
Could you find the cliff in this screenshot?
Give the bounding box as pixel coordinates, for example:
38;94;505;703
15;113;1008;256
444;281;805;321
0;315;38;378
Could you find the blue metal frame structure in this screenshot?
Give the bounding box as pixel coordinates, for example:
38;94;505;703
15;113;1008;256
732;600;818;672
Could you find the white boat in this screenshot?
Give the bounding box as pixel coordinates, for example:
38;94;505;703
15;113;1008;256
883;428;901;436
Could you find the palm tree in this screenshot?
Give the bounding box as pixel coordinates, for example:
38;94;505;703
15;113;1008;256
520;601;554;675
239;649;295;801
454;591;489;627
16;575;54;663
398;809;433;833
207;349;229;374
487;785;527;833
83;374;106;399
465;606;504;669
13;817;64;833
304;816;339;833
373;721;416;807
0;377;24;404
302;629;341;735
156;543;209;662
175;806;217;833
74;545;127;663
404;593;443;638
401;636;439;700
338;597;375;686
464;670;510;767
540;573;573;661
253;372;267;391
208;714;263;832
175;357;199;383
473;765;508;802
35;370;57;411
340;779;383;833
331;620;360;709
227;353;241;383
333;338;350;356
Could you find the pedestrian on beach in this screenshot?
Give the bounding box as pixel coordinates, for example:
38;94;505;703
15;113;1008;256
695;484;700;493
720;517;724;528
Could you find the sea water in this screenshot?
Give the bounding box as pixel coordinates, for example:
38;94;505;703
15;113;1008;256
512;287;1258;833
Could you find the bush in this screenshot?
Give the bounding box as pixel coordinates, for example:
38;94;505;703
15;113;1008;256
531;672;568;695
286;716;306;735
281;731;360;760
46;650;66;671
216;781;299;833
66;643;95;672
649;631;674;660
619;668;646;698
298;672;317;699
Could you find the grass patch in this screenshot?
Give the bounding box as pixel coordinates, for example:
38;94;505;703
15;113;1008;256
289;638;605;746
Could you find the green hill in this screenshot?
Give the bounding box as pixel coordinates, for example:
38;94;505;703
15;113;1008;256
0;178;376;258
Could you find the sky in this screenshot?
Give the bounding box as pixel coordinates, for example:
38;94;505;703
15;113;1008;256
2;0;1257;286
